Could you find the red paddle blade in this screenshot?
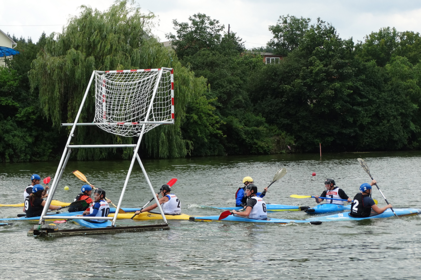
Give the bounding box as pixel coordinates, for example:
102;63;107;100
167;178;177;187
43;176;51;184
218;210;232;220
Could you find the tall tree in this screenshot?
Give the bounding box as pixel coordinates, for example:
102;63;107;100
268;15;311;56
29;0;209;159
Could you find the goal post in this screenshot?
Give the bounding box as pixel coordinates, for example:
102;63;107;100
39;67;174;227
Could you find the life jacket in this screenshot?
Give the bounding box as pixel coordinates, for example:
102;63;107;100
25;196;44;217
325;186;344;205
235;187;248;206
350;193;371;217
88;199;110;222
162;194;181;215
68;193;92;212
248;196;267;220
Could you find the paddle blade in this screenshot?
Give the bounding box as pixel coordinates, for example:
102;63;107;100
218;210;232;220
357;158;371;176
290;194;312;199
167;178;177;187
73;170;89;184
43;176;51;185
273;168;287;182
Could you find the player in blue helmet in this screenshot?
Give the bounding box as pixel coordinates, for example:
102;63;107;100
68;185;93;212
350;180;392;217
23;174;49;212
25;184;62;217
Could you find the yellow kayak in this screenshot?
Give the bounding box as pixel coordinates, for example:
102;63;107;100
109;212;190;220
0;200;71;207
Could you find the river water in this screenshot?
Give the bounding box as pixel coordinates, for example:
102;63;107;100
1;152;421;279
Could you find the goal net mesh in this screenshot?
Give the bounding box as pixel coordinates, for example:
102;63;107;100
93;68;174;137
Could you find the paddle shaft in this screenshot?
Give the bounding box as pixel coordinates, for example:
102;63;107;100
131;178;178;219
314;196;348;202
130;197;154;219
358;159;398;217
366;174;398;217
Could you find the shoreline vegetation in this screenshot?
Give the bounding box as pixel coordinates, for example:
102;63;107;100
2;1;421;163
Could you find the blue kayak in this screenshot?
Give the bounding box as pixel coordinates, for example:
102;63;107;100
307;208;419;222
190;215;321;225
205;204;309;212
0;211;84;221
0;207;139;221
73;219;112;228
305;204;351;214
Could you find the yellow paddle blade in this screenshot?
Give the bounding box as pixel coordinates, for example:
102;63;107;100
72;170;90;185
290;194;312;199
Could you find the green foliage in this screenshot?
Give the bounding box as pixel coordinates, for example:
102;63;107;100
28;0;208;160
268;15;311;56
252;16;421;152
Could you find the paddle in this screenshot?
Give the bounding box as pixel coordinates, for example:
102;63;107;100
357;158;398;217
130;178;178;219
219;168;287;220
290;194;348;202
43;176;51;196
72;170;125;213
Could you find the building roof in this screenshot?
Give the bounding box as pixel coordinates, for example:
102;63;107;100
0;29;17;48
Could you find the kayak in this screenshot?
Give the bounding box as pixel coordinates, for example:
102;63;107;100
307;208;420;222
0;200;71;207
206;204;309;212
0;211;84;221
109;207;140;213
0;207;138;222
109;212;190;220
73;219;112;228
305;204;351;214
190;215;321;225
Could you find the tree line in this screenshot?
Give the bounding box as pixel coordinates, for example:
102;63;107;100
1;1;421;162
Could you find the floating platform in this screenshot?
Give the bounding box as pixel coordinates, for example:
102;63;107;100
28;223;170;237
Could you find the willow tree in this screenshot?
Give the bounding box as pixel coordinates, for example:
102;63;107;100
29;0;208;159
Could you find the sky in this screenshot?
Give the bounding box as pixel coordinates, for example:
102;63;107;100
1;0;421;49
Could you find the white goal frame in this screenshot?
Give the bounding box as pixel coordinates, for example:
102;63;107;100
39;68;174;226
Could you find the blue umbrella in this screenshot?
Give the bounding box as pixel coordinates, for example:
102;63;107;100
0;46;19;58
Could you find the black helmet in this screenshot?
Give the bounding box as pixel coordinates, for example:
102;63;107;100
94;188;106;199
160;184;171;193
324;179;335;186
245;183;258;194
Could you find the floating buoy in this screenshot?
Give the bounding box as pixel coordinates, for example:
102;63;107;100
64;186;69;191
312;172;316;176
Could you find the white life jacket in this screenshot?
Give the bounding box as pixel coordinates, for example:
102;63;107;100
162;194;181;215
24;185;32;202
325;187;344;205
248;196;267;220
89;199;110;222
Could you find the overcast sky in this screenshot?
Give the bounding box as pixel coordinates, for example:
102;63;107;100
1;0;421;49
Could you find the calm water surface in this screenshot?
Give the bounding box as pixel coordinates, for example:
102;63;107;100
1;152;421;279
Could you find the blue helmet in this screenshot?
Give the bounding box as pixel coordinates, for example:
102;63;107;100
359;183;372;192
32;184;44;193
31;174;41;181
81;185;92;193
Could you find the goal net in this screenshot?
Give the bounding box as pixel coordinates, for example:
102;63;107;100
93;68;174;137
